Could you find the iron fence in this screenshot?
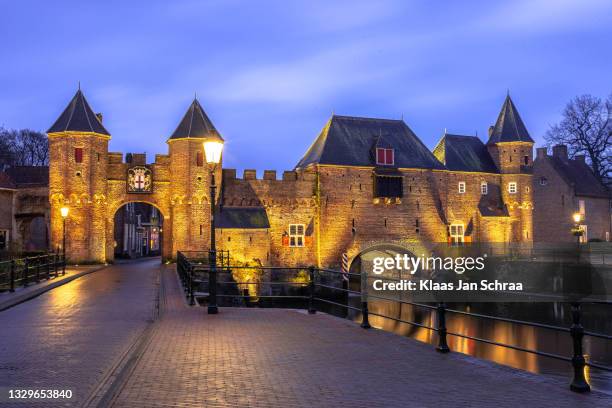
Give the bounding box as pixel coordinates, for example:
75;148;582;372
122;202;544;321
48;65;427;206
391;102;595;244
176;251;611;393
0;252;66;292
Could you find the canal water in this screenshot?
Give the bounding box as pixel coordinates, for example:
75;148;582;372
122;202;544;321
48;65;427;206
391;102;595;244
346;300;612;394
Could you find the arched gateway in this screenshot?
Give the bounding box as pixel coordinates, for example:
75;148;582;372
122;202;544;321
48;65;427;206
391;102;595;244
48;89;222;263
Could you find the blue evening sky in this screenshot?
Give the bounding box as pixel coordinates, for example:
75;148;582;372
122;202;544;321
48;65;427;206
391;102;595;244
1;1;611;174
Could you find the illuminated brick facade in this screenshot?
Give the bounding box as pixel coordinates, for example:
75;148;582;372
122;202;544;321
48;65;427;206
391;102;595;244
48;90;534;266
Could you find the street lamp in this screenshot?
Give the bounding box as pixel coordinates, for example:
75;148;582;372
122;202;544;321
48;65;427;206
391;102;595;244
572;212;583;244
204;137;224;314
60;207;69;273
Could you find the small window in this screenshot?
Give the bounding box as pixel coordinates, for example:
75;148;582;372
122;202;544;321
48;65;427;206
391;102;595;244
539;177;547;186
523;155;529;165
196;151;203;167
450;223;464;246
0;230;8;250
458;182;466;194
97;152;101;162
508;182;517;194
481;181;488;195
74;148;83;163
289;224;305;247
376;148;394;166
374;175;403;198
579;200;585;216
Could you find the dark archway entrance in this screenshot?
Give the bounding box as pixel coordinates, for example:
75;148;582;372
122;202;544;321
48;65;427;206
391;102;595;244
113;202;164;259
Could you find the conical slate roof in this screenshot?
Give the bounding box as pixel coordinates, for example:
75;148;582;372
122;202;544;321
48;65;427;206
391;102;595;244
168;99;222;140
47;89;110;135
296;115;445;169
487;95;533;145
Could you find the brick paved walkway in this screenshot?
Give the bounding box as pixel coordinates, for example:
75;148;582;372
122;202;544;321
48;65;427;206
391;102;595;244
0;259;159;407
112;268;612;408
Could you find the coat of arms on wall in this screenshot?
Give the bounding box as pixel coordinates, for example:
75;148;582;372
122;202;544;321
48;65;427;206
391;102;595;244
127;166;153;193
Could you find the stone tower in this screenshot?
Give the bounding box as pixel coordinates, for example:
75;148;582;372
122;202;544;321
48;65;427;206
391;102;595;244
48;89;110;262
486;94;535;242
167;98;224;254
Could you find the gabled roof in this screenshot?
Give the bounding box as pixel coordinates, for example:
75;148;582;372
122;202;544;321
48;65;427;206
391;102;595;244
296;115;445;169
216;207;270;229
487;95;533;145
547;156;609;198
47;89;110;135
433;134;498;173
5;166;49;187
168;98;222;141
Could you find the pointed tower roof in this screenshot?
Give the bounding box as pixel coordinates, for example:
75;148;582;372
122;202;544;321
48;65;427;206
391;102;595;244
168;98;222;141
47;89;110;135
487;94;533;145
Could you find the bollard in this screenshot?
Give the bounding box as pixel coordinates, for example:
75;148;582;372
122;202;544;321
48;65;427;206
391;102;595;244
360;301;371;329
569;302;590;392
308;266;316;314
9;259;15;292
23;258;29;287
436;303;450;353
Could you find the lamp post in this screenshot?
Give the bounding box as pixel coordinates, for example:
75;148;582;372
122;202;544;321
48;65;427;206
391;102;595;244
60;207;69;273
569;211;590;392
204;138;224;314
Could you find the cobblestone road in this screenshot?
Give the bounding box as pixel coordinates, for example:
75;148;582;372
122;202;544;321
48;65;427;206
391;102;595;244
112;267;612;408
0;259;159;407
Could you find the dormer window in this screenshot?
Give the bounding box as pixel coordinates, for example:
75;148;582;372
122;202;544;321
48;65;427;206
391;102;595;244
376;148;394;166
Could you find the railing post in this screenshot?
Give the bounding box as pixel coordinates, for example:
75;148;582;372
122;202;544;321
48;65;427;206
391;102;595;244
35;256;40;283
46;254;50;280
308;266;316;314
360;268;371;329
436;302;450;353
23;258;28;287
54;250;58;278
62;252;66;275
9;259;15;292
569;302;590;393
189;265;195;306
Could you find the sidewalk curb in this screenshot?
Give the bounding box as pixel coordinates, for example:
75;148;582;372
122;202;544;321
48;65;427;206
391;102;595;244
0;265;108;312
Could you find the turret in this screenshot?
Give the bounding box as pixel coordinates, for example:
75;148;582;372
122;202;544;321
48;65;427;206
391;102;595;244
167;98;224;253
47;88;110;262
486;94;534;174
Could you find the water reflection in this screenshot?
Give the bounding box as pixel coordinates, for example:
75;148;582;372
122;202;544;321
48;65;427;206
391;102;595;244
349;300;611;393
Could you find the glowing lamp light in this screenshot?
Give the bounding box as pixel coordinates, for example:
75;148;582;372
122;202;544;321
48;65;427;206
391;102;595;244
572;212;582;223
203;139;224;165
60;207;69;218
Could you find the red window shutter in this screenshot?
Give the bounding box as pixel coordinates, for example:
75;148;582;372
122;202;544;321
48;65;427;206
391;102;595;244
196;151;203;167
385;149;394;165
282;236;289;246
377;148;385;164
75;148;83;163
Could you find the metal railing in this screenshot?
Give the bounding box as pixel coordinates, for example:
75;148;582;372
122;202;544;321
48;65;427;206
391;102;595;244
0;251;66;292
176;251;611;393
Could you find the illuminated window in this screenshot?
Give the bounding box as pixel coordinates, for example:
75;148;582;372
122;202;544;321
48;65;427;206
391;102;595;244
508;182;517;194
481;181;488;195
458;182;466;194
376;148;394;166
74;148;83;163
289;224;305;247
579;200;585;216
450;223;464;246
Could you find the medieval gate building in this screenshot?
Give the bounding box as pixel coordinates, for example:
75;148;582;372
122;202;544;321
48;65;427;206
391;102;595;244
49;89;535;267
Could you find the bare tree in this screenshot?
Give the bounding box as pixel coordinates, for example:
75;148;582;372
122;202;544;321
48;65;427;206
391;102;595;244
546;94;611;182
0;127;48;168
